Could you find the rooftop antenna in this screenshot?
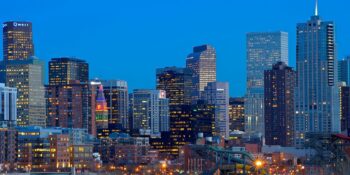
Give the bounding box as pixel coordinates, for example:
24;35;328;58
315;0;318;16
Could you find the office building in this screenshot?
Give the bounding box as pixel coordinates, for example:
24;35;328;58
340;85;350;136
6;57;46;127
229;98;245;132
264;62;295;146
101;80;129;131
129;89;169;134
202;82;230;138
3;21;34;62
294;5;340;147
186;44;216;101
46;80;90;129
338;57;350;85
156;67;193;106
0;83;17;127
245;31;288;138
48;57;89;85
0;127;17;170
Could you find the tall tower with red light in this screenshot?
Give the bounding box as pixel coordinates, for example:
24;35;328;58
95;85;108;130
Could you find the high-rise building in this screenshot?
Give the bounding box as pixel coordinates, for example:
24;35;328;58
49;57;89;86
294;5;340;147
340;85;350;136
129;89;169;134
156;67;194;156
202;82;230;138
3;21;34;62
264;62;295;146
338;56;350;85
229;97;245;132
245;31;288;138
190;100;215;137
46;80;90;129
95;85;108;130
186;45;216;101
156;67;193;106
6;57;46;127
101;80;129;131
0;83;17;127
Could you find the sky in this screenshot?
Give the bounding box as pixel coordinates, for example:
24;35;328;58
1;0;350;97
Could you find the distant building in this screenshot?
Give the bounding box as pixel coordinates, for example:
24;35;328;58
101;80;129;131
0;83;17;127
202;82;230;138
156;67;194;156
156;67;193;106
294;8;339;147
0;127;17;171
3;21;34;62
48;57;89;85
340;85;350;136
97;134;158;165
186;44;216;101
129;89;169;134
6;57;46;127
95;85;109;131
264;62;295;146
338;57;350;85
46;80;90;129
190;100;215;137
229;97;245;132
245;31;288;138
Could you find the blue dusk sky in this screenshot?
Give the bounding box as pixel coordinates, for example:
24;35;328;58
1;0;350;97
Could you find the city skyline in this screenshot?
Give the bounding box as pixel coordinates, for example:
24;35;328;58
1;0;350;96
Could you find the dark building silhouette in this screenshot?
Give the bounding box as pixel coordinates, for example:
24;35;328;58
264;62;295;146
49;57;89;86
340;86;350;136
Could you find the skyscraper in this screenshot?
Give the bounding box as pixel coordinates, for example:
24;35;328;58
96;85;109;136
0;83;17;127
156;67;193;106
101;80;129;131
156;67;194;156
129;89;169;134
186;45;216;101
202;82;230;139
294;5;339;146
46;80;90;129
245;31;288;138
338;56;350;85
3;21;34;62
49;57;89;86
264;62;295;146
6;57;46;127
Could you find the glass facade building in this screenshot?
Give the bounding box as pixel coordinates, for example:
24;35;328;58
101;80;129;131
6;57;46;127
294;12;340;147
338;56;350;85
245;31;288;138
201;82;230;138
3;21;34;62
186;44;216;102
129;89;169;134
49;57;89;86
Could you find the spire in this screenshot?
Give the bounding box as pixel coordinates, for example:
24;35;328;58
314;0;318;16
